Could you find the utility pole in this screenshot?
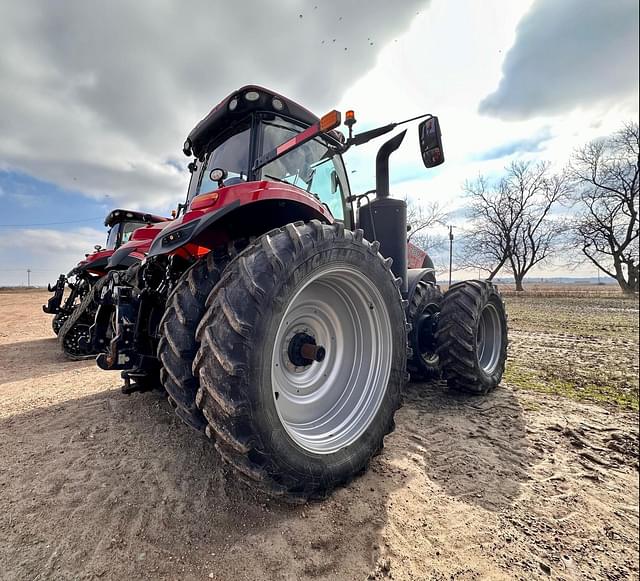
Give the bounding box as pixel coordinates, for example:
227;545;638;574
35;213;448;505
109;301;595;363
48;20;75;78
27;269;31;288
448;225;454;287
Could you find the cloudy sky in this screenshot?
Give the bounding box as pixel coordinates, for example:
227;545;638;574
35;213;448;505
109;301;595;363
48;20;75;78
0;0;638;285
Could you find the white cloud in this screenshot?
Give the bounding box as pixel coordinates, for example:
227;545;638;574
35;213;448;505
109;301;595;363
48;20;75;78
0;0;426;211
1;0;637;281
337;0;637;277
480;0;639;119
0;227;103;286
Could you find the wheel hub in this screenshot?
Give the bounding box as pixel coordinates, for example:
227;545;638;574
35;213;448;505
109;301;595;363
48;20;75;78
271;265;393;455
287;332;326;367
417;309;439;364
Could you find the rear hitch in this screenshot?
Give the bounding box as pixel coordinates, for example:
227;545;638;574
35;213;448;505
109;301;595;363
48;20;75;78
95;285;138;371
94;274;162;395
121;368;158;395
42;274;67;314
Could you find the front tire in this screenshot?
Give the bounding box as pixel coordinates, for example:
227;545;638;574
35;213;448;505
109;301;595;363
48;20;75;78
436;280;508;394
194;221;407;500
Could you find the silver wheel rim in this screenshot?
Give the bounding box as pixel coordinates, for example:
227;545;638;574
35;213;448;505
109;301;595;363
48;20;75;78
476;302;502;374
271;264;393;455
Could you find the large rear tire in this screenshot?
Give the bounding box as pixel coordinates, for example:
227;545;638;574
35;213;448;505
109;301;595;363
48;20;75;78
157;249;230;432
436;280;508;394
407;282;443;382
194;221;407;500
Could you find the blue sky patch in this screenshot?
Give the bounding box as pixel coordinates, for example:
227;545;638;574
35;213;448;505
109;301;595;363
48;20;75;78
0;171;112;231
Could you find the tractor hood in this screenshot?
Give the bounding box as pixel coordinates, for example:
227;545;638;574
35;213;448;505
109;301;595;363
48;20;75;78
106;220;172;269
69;249;114;277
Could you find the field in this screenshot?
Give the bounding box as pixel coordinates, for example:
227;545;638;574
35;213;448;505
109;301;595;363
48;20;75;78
0;289;638;580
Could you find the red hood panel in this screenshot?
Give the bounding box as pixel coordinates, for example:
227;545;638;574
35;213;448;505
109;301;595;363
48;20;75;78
76;249;114;268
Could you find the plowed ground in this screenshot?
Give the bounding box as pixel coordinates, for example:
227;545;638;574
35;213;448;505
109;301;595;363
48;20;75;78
0;290;638;581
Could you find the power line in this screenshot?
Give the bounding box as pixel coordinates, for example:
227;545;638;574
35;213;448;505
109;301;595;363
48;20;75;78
0;268;60;272
0;217;103;228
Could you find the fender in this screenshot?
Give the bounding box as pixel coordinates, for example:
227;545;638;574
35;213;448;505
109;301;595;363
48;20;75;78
147;180;333;259
406;267;438;302
148;200;241;257
408;242;427;269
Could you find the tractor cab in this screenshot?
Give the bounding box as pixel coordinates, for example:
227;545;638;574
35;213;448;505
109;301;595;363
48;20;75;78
178;85;443;294
183;86;350;224
104;209;169;250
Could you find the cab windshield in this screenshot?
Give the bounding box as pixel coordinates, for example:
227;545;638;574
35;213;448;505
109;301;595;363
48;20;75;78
105;221;146;249
106;225;119;249
187;113;348;220
259;116;347;220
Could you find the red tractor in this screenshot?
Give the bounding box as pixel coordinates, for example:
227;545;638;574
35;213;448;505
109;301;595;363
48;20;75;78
92;86;508;500
44;209;169;358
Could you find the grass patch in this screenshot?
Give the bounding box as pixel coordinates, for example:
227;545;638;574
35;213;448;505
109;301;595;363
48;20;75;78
504;362;639;411
503;294;639;411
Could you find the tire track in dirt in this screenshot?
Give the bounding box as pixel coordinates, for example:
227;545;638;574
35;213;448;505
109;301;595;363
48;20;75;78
1;291;638;580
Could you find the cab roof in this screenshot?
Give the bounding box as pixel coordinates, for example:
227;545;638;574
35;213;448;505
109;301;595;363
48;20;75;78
104;209;169;227
185;85;341;159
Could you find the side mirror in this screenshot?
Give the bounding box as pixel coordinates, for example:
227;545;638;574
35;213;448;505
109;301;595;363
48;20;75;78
419;116;444;168
330;170;339;194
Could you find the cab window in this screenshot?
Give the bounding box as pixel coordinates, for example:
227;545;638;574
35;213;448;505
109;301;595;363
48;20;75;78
260;117;346;220
198;124;251;195
105;221;146;249
105;224;120;249
120;221;146;244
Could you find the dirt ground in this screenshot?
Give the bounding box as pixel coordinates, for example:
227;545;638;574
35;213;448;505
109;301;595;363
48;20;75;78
0;290;638;581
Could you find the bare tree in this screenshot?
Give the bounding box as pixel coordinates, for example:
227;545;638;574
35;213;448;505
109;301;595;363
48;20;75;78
569;122;639;294
405;197;448;252
462;161;568;290
459;175;514;280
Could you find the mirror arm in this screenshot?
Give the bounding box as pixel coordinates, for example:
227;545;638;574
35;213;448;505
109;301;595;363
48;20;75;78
396;112;433;126
340;113;433;153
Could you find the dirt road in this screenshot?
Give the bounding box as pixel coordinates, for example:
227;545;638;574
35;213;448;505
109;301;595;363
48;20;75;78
1;291;638;580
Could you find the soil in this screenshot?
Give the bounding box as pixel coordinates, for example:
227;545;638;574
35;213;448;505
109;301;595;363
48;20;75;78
0;290;638;581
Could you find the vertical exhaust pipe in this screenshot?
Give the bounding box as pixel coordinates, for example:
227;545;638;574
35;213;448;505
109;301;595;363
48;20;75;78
359;130;409;294
375;130;406;198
